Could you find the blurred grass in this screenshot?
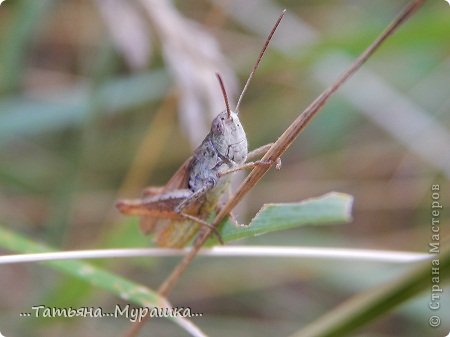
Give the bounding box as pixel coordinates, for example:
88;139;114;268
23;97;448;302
290;243;450;337
0;70;169;142
0;1;449;336
0;0;55;94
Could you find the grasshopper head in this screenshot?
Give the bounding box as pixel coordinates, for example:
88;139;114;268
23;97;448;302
210;110;248;164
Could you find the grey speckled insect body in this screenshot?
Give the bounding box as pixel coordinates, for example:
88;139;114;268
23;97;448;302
179;110;248;212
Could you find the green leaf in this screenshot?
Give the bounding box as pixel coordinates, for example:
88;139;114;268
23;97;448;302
217;192;353;243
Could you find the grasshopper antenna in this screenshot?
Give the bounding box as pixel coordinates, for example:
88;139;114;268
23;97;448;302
216;72;232;119
235;9;286;113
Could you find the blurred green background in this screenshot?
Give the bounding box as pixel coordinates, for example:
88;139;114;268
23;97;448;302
0;0;449;336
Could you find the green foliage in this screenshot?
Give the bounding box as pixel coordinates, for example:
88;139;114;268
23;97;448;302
217;192;353;244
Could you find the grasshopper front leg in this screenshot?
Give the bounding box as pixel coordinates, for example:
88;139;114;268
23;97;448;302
219;143;282;177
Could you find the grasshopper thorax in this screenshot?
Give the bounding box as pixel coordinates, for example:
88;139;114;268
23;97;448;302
210;110;248;165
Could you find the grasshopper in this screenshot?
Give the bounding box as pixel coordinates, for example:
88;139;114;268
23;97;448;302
116;11;285;248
